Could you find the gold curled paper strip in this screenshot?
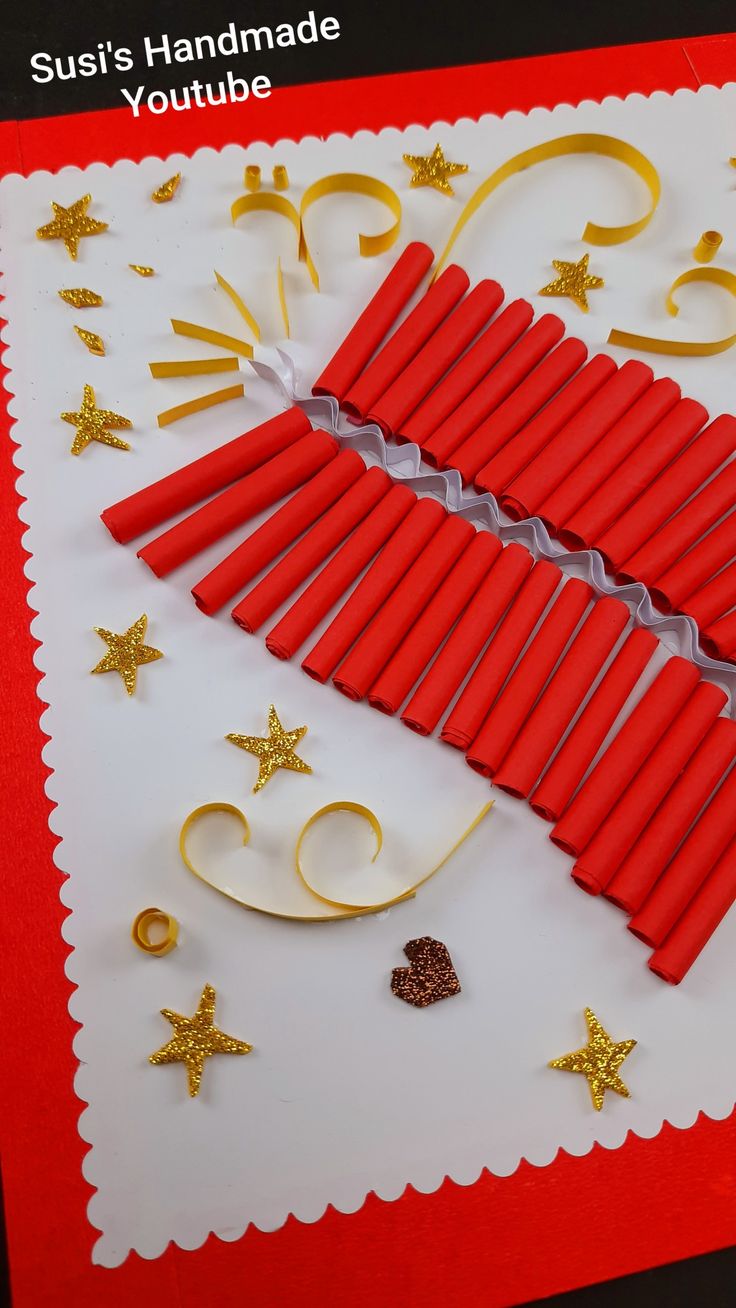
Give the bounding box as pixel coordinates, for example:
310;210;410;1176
693;230;723;263
157;383;245;428
150;357;240;378
132;907;179;956
58;287;102;308
608;266;736;356
152;173;181;204
277;258;290;338
129;264;155;277
298;173;402;290
273;164;289;192
74;325;105;356
214;270;261;342
178;798;493;922
171;319;253;359
433;133;661;280
231;193;302;289
245;164;262;192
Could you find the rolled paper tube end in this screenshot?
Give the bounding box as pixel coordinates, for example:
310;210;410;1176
603;887;637;913
342;402;365;424
570;863;603;896
136;544;168;578
557;527;588;551
500;496;527;522
367;692;397;716
648;585;673;613
439;726;472;751
264;635;292;660
231;608;256;634
646;956;681;985
400;713;431;736
301;660;328;684
529;797;560;822
421;448;442;469
100;508;125;543
192;589;218;616
549;833;580;857
365;410;392;439
332;674;364;702
465;754;494;778
627;919;657;948
492;778;528;800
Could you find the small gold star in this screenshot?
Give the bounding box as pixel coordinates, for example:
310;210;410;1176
539;253;604;312
149;983;252;1098
36;194;108;260
550;1007;637;1111
60;383;132;455
91;614;163;696
402;143;469;196
227;703;312;793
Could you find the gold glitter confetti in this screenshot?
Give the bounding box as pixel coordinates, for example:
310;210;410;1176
539;253;604;312
550;1007;637;1111
60;383;132;455
227;703;311;793
91;613;163;696
131;907;179;957
149;983;252;1097
402;143;469;196
58;287;103;308
74;325;105;356
391;937;462;1007
129;264;155;277
151;172;181;203
36;195;108;260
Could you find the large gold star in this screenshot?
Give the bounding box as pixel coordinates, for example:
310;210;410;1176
61;384;132;455
149;983;252;1098
539;252;604;312
227;703;312;793
550;1007;637;1111
402;143;469;196
91;614;163;696
36;194;108;260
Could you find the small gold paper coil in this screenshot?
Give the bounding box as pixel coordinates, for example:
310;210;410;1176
273;165;289;191
245;165;261;193
132;907;179;956
693;230;723;263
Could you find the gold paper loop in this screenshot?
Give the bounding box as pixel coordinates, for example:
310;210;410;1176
245;164;262;193
179;799;493;922
608;265;736;356
231;192;302;255
273;165;289;192
434;133;661;280
132;907;179;956
298;173;402;290
693;230;723;263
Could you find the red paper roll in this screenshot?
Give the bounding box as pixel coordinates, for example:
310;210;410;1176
333;515;475;701
440;559;561;750
501;360;654;521
475;355;617;500
617;458;736;588
192;449;366;615
301;497;446;683
422;313;565;470
493;596;630;799
550;657;701;858
571;680;727;895
400;543;533;736
401;299;532;449
530;628;658;822
367;281;510;439
450;338;588;485
596;414;736;573
702;610;736;661
101;407;312;544
342;265;470;423
650;511;736;613
466;578;593;777
630;762;736;949
367;532;500;715
537;378;681;532
230;466;391;633
647;835;736;984
265;484;415;661
682;563;736;630
606;717;736;915
312;242;434;402
560;398;707;551
138;429;338;578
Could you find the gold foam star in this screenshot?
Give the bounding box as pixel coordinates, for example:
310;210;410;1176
227;703;312;793
36;194;108;260
91;613;163;696
149;983;252;1098
402;143;469;196
539;252;604;312
550;1007;637;1111
60;383;132;455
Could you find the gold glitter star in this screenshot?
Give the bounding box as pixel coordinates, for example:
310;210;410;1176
91;614;163;696
152;172;181;203
539;252;604;312
550;1007;637;1111
36;194;108;260
227;703;312;793
149;983;252;1098
60;383;132;455
402;143;469;196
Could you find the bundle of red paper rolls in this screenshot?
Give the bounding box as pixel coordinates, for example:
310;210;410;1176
102;398;736;986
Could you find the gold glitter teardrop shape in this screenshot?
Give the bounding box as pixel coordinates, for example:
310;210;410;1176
129;264;155;277
58;287;103;308
152;173;181;204
74;325;105;356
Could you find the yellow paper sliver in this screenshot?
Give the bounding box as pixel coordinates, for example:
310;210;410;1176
157;383;245;427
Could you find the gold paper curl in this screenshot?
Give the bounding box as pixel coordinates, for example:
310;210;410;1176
179;798;493;922
608;266;736;356
433;133;661;281
132;907;179;956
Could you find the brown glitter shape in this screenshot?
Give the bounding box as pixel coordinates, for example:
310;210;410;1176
391;937;461;1008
